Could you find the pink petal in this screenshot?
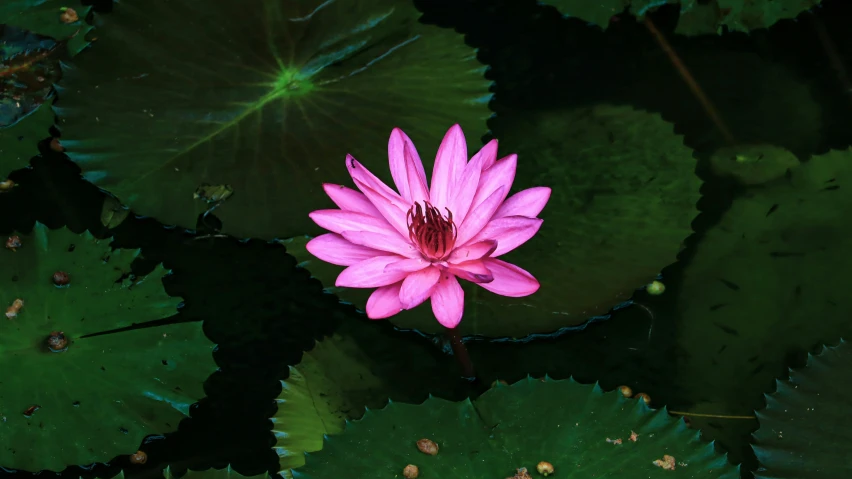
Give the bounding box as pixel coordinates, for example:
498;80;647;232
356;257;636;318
366;282;404;319
494;187;551;219
448;139;495;225
447;239;497;263
447;259;494;284
347;155;409;236
476;139;499;171
388;128;428;203
384;257;431;274
399;266;440;309
322;183;381;217
352;178;409;239
341;230;417;258
469;154;516;215
336;255;410;288
468;216;543;257
455;186;506;247
305;233;383;266
309;209;397;236
430;272;465;328
479;259;540;297
404;142;429;204
429;124;468;210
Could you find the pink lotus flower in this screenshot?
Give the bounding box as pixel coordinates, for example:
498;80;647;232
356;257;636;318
306;124;551;329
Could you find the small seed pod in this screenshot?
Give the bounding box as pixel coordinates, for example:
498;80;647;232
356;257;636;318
402;464;419;479
416;438;438;455
536;461;554;476
5;236;22;251
0;179;15;192
129;450;147;465
6;299;24;319
49;138;65;152
53;271;70;287
618;385;633;398
47;331;68;352
59;7;78;23
646;280;666;295
635;392;651;405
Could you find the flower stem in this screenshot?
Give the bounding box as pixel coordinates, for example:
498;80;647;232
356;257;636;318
445;327;476;379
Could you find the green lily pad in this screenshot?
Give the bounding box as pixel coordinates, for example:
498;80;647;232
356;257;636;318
0;101;55;175
752;339;850;478
53;0;491;240
283;105;699;337
674;0;823;36
274;333;388;475
292;377;739;479
541;0;821;35
674;149;852;438
0;223;215;472
0;0;93;56
540;0;635;28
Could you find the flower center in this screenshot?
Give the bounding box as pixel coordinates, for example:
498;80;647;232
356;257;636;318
406;202;457;261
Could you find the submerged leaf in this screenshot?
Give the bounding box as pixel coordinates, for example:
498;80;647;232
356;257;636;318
709;144;799;186
675;148;852;439
0;223;215;471
1;28;60;123
54;0;492;239
0;1;92;56
165;466;270;479
541;0;821;34
752;339;850;478
293;377;739;479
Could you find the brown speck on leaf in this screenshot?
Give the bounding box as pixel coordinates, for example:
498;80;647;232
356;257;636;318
629;430;639;442
653;454;676;471
47;331;69;352
59;7;78;23
506;467;533;479
606;437;623;445
416;438;438;455
129;450;147;465
402;464;418;479
5;236;22;252
6;298;23;319
53;271;70;287
536;461;554;476
23;405;40;417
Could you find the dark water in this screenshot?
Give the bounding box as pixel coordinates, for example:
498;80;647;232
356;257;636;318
2;0;851;478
